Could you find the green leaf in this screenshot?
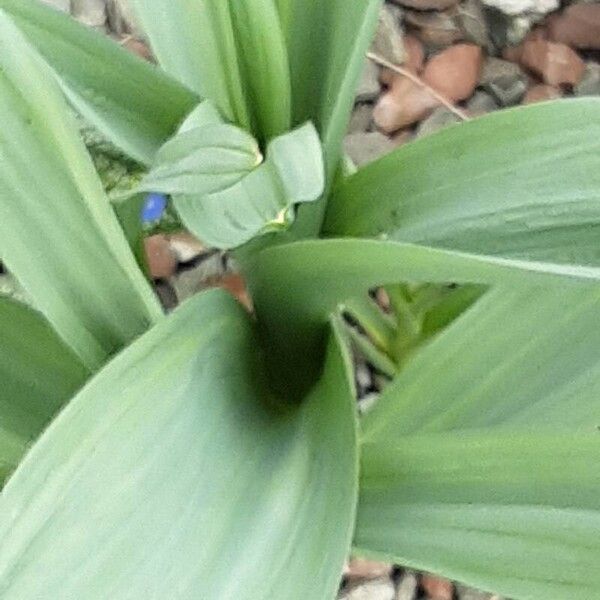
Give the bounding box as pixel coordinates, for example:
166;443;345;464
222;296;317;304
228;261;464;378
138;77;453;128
129;0;250;128
0;291;358;600
326;99;600;266
0;296;89;485
249;238;600;396
355;431;600;599
229;0;292;140
287;0;382;235
0;0;198;164
362;284;600;440
0;12;162;370
142;122;324;249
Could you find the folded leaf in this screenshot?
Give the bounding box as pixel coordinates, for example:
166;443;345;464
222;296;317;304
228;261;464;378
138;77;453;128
249;237;600;396
141;122;324;249
0;0;198;164
0;291;358;600
326;99;600;266
0;12;162;369
0;296;89;485
355;431;600;599
129;0;250;128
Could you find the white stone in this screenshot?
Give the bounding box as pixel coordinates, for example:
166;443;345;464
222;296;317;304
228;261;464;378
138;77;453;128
341;578;395;600
481;0;559;15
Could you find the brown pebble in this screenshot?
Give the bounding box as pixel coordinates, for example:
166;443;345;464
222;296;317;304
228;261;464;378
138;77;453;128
523;83;562;104
546;4;600;50
520;39;585;87
421;574;454;600
374;76;440;133
423;43;483;102
121;37;154;62
404;34;426;73
144;234;177;280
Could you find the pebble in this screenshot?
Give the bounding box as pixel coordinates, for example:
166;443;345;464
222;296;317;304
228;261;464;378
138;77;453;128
405;9;464;48
481;0;559;16
523;82;562;103
520;38;586;86
423;43;483;101
373;76;440;132
404;34;426;73
120;37;154;62
344;132;396;166
391;0;459;9
457;0;491;50
167;232;206;264
356;60;382;103
421;574;455;600
72;0;107;29
372;4;406;65
144;234;178;280
340;578;396;600
466;90;500;114
479;57;527;105
575;62;600;96
345;558;394;581
547;4;600;50
396;571;419;600
416;106;461;138
348;104;374;134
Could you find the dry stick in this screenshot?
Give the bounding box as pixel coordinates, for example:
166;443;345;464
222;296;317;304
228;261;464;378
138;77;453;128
366;51;470;122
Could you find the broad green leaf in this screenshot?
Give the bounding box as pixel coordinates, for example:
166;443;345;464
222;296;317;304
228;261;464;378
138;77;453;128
362;284;600;439
0;0;198;164
138;123;262;196
0;291;358;600
141;123;324;249
249;238;600;396
287;0;382;235
326;99;600;266
129;0;250;128
0;296;89;485
355;431;600;599
229;0;292;140
0;12;162;369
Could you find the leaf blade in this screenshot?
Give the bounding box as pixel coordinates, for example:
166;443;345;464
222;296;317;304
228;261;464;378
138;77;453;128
326;99;600;266
0;296;89;485
0;291;358;600
0;11;161;369
0;0;198;164
355;431;600;599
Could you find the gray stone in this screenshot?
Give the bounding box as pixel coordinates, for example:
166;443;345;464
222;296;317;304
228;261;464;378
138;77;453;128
72;0;107;29
481;0;558;15
575;62;600;96
340;578;395;600
457;0;491;50
348;103;375;134
107;0;141;35
372;4;405;65
467;90;500;113
396;571;418;600
343;132;395;166
356;60;381;103
40;0;71;11
479;57;527;105
416;107;460;138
